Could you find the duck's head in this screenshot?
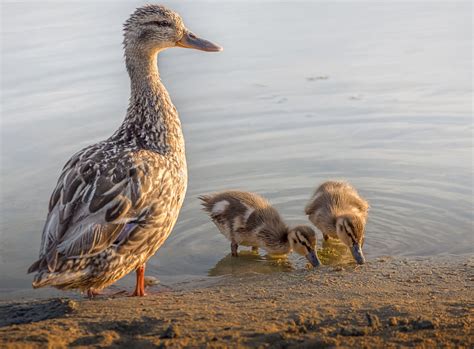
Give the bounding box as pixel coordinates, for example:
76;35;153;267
288;225;322;267
336;214;366;265
123;4;222;56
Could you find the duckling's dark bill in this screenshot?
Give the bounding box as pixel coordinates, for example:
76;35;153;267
306;250;322;267
351;245;366;265
176;31;223;52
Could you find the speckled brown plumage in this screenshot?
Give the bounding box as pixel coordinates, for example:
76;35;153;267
28;4;222;294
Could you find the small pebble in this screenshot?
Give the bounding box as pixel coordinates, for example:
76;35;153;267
339;326;369;336
299;326;308;333
388;317;398;326
161;324;180;339
411;318;437;330
66;300;79;312
399;325;410;332
366;313;381;329
398;318;409;326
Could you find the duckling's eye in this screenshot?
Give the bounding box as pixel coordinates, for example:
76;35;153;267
146;21;172;27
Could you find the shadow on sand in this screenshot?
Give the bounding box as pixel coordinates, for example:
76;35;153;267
0;298;78;327
69;316;166;347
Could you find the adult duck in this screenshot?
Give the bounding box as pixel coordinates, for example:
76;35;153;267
28;4;222;296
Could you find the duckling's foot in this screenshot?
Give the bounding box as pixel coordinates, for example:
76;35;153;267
231;242;239;257
131;264;147;297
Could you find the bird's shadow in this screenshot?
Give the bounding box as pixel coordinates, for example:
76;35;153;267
0;298;78;328
70;316;165;347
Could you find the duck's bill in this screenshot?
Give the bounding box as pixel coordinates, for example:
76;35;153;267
176;31;223;52
305;250;322;267
351;244;366;265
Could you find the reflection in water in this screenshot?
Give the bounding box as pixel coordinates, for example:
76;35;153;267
208;239;358;278
208;251;295;277
319;239;357;266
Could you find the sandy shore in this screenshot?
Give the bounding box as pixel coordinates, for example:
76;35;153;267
1;256;472;348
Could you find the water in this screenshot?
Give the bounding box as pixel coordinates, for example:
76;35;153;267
1;1;472;300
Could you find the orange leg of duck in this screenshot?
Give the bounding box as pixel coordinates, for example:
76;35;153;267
132;264;146;296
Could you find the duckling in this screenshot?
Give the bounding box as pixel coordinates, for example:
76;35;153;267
27;4;222;297
305;181;369;265
199;191;321;267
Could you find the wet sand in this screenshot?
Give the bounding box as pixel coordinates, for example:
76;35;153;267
1;256;472;348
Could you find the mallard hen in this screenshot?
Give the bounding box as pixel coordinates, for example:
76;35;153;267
200;191;321;267
28;4;222;296
305;181;369;264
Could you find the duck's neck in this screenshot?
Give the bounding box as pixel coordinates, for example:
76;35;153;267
112;50;185;157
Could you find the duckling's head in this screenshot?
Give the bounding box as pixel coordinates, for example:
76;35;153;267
336;214;366;264
288;225;321;267
123;5;222;56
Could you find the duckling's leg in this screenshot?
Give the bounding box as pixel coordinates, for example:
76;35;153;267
231;241;239;257
132;264;146;296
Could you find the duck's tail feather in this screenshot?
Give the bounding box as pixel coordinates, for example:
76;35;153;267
28;245;61;275
27;259;42;274
32;269;87;289
197;194;213;213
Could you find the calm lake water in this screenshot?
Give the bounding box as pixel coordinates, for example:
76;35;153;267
1;1;472;299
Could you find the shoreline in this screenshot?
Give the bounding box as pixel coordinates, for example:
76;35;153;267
1;256;472;348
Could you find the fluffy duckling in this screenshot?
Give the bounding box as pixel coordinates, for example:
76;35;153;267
305;181;369;264
199;191;321;267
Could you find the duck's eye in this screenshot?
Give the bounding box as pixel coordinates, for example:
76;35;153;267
146;21;172;27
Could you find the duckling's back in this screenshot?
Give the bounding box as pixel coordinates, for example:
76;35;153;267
199;191;287;246
305;181;369;223
200;191;269;213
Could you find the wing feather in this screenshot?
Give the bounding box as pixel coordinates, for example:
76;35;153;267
57;222;125;258
30;145;164;273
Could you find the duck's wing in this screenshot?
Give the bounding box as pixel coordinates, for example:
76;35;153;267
29;147;161;273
